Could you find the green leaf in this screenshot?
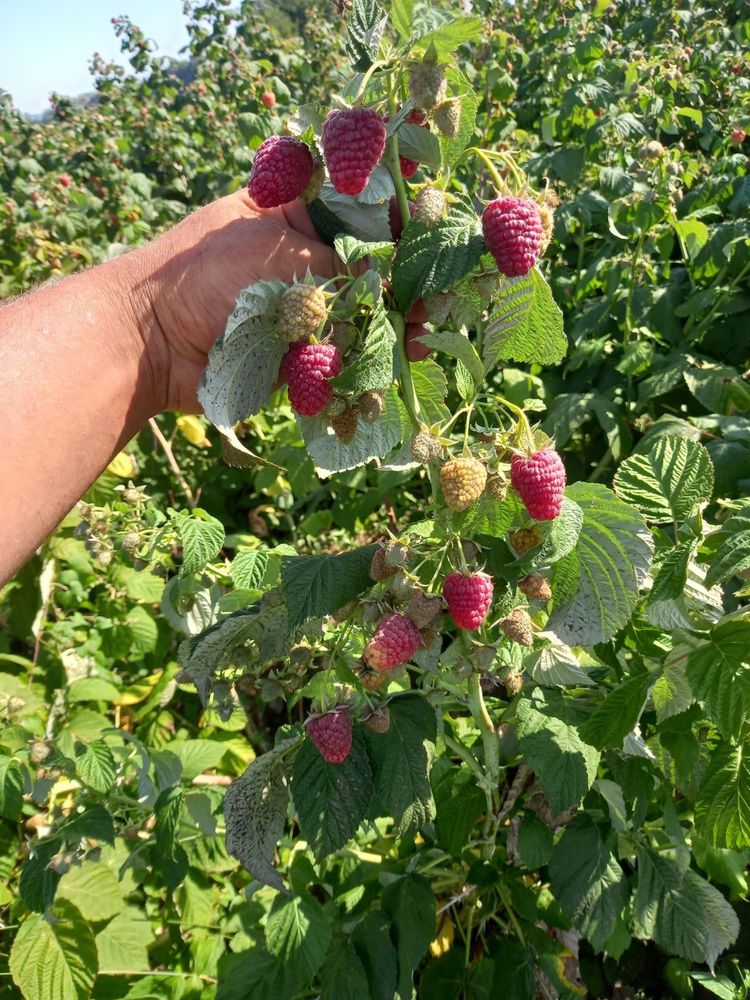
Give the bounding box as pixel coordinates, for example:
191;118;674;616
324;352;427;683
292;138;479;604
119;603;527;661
10;899;98;1000
434;766;486;857
382;873;436;1000
67;677;121;702
198;281;288;426
518;814;554;868
685;615;750;739
352;910;399;1000
516;698;600;814
526;636;596;688
695;740;750;851
331;301;396;396
155;787;184;862
392;205;485;311
365;694;436;833
95;907;154;974
230;549;270;590
299;384;410;475
224;739;299;892
0;755;25;820
75;739;116;794
413;15;484;57
527;497;584;569
346;0;387;70
390;0;414;38
483;269;567;371
652;650;694;723
613;436;714;524
580;672;653;750
265;892;332;982
633;846;739;969
547;483;653;646
19;839;63;912
549;814;629;951
216;946;298;1000
57;860;123;922
704;505;750;588
417;329;484;386
172;508;225;576
165;739;227;781
292;728;373;859
281;545;377;631
410;358;450;426
126;603;158;656
320;938;371;1000
648;542;694;603
458;492;521;538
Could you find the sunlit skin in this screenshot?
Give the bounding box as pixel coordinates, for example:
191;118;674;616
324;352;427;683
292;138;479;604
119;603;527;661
0;190;429;582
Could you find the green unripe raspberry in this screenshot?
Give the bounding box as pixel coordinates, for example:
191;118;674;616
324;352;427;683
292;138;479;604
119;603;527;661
414;186;447;227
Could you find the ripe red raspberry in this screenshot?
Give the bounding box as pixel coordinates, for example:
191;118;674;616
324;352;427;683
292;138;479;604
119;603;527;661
261;91;276;109
443;572;494;630
482;197;544;277
247;136;314;209
59;175;72;187
307;710;352;764
510;449;566;521
731;128;746;145
363;613;421;671
322;107;387;196
283;342;342;417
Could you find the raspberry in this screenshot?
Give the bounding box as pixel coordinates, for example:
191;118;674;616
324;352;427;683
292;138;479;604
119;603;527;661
731;128;746;145
405;591;443;628
357;664;389;691
307;710;352;764
409;61;448;111
485;475;507;502
482;197;544;278
440;457;487;512
278;284;327;342
283;342;342;417
324;395;348;419
510;449;566;521
261;91;276;108
365;707;390;734
331;405;358;443
357;391;384;423
504;671;524;696
414;186;447;227
433;99;461;138
499;608;534;647
322;107;387;196
443;571;494;630
519;575;552;602
59;174;72;187
247;136;314;209
363;613;421;671
370;546;396;582
508;526;542;556
411;431;442;464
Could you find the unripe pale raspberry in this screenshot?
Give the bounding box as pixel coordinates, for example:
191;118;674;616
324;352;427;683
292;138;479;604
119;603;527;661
504;670;524;696
322;107;387;196
247;136;314;209
370;546;397;582
384;540;408;567
365;706;390;734
440;457;487;512
363;613;422;671
508;526;543;556
358;391;384;423
278;284;327;342
443;571;494;630
331;405;358;443
324;395;348;419
510;449;566;521
300;159;326;203
283;342;342;417
405;591;443;628
433;98;461;138
411;431;442;464
519;574;552;602
485;475;507;502
538;203;555;253
499;608;534;647
482;197;544;278
307;710;352;764
409;61;448;111
357;665;389;691
414;186;447;227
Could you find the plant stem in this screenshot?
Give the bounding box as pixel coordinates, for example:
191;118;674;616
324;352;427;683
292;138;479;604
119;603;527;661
390;311;421;430
386;91;411;233
466;670;500;858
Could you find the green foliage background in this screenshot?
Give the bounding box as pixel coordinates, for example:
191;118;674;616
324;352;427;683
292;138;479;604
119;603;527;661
0;1;749;998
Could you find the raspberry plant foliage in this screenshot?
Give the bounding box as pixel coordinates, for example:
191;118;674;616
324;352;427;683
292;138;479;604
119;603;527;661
3;2;750;998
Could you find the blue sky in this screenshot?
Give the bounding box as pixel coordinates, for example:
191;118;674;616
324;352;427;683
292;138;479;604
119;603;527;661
0;1;191;115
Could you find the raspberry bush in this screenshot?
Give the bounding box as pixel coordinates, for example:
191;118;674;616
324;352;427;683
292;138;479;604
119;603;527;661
1;2;749;999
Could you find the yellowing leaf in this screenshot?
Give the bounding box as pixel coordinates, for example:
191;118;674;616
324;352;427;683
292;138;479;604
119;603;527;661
107;451;137;478
176;414;211;448
113;671;163;706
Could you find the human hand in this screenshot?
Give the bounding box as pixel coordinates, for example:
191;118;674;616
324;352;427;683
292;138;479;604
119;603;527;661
140;190;431;414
